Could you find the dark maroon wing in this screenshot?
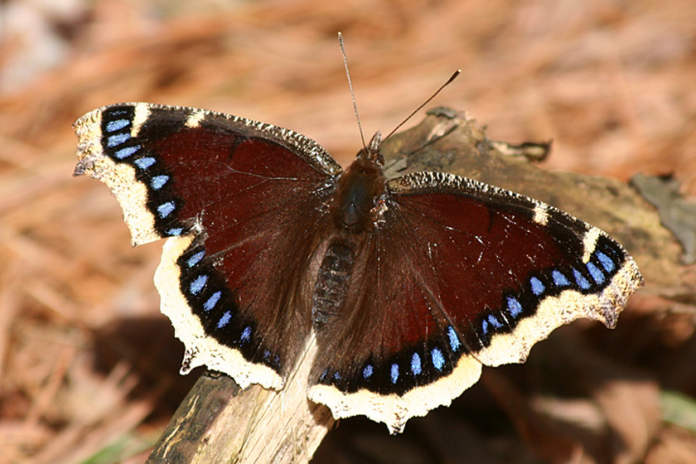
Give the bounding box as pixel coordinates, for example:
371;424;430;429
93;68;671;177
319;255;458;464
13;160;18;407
74;103;341;389
308;170;642;433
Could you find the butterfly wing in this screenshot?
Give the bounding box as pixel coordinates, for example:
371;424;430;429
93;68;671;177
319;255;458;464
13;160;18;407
308;170;642;433
74;103;341;389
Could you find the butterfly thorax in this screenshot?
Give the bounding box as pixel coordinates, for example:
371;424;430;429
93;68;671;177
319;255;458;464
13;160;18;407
334;150;386;234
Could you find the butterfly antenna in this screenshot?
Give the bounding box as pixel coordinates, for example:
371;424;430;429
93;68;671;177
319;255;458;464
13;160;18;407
338;32;367;152
380;69;461;147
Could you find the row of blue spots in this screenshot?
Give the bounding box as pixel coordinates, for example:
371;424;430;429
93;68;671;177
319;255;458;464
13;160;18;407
359;344;450;384
184;252;217;311
482;247;621;347
534;259;611;297
104;120;179;238
213;312;252;345
151;175;169;190
402;345;449;380
157;201;176;219
105;118;130;133
181;260;245;341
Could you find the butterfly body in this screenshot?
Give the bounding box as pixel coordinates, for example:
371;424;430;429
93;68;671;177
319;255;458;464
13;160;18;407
74;102;642;433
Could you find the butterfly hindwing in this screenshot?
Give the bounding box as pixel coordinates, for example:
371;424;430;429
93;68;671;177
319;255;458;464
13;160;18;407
74;103;342;388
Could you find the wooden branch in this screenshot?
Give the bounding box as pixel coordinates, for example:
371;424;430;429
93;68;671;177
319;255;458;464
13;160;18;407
147;335;333;463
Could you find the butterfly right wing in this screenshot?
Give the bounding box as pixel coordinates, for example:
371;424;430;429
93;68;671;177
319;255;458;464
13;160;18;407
309;170;642;433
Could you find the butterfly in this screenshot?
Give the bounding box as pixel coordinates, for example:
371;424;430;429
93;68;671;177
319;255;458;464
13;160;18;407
73;101;642;433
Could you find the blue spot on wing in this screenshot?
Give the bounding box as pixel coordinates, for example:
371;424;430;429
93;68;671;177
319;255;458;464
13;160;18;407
390;364;399;383
114;145;140;159
552;269;571;287
107;133;130;147
135;157;156;169
106;119;130;132
189;275;208;295
363;364;373;379
217;311;231;328
431;348;445;371
203;291;221;311
573;268;591;289
447;326;461;352
166;228;183;236
187;251;205;268
411;353;422;375
506;296;523;318
596;251;615;273
151;175;169;190
530;277;545;296
240;326;252;342
586;262;605;284
157;201;175;218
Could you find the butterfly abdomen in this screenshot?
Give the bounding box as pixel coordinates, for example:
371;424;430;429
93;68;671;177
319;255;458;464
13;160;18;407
312;242;355;329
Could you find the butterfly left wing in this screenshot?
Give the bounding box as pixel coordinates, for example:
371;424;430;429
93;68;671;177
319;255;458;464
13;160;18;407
74;103;342;390
309;171;642;433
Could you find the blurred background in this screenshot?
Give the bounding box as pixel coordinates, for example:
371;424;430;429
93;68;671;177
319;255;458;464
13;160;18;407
0;0;695;463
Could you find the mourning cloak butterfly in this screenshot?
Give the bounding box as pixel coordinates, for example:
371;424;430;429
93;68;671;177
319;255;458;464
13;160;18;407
74;102;642;433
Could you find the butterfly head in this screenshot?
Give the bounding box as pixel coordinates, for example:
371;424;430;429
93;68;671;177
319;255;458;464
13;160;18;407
356;131;385;166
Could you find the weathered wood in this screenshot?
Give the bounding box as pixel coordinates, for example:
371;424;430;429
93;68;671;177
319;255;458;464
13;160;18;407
147;334;333;463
